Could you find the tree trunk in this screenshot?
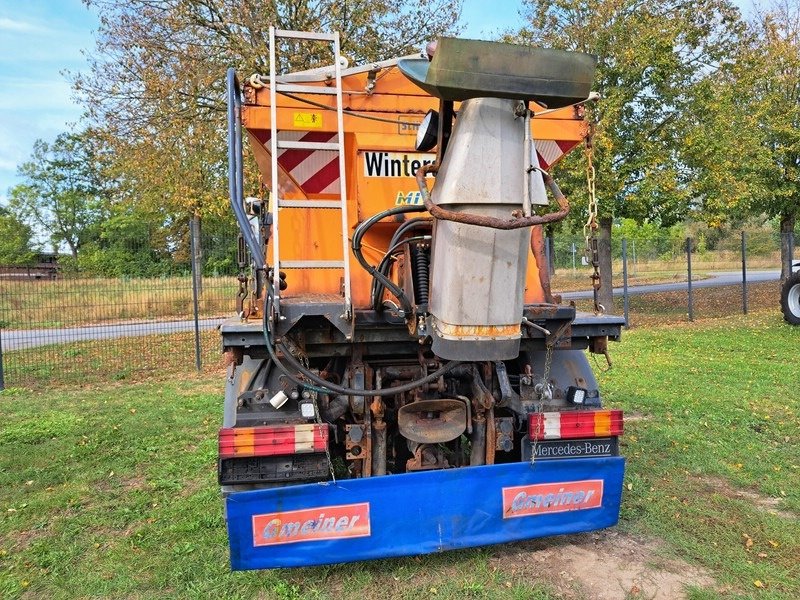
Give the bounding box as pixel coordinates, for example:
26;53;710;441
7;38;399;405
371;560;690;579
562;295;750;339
780;213;795;282
597;216;614;313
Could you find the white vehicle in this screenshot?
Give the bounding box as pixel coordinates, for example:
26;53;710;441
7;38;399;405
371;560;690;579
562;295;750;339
781;260;800;325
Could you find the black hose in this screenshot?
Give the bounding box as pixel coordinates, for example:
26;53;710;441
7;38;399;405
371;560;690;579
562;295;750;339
352;205;426;315
370;235;431;310
371;219;432;309
262;292;460;397
411;244;430;304
227;68;265;270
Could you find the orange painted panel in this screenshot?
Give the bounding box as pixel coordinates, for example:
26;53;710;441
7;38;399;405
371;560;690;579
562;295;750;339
246;63;588;308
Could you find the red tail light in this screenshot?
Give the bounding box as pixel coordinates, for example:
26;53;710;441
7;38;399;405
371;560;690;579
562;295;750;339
528;410;623;441
218;424;328;459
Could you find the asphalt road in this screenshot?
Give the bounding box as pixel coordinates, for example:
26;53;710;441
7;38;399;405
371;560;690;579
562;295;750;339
1;317;226;352
1;270;781;352
560;269;780;300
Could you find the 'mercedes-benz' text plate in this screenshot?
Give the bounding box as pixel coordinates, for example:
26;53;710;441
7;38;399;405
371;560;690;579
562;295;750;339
527;437;619;461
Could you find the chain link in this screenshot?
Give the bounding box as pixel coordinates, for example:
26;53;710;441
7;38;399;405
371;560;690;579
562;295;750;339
529;343;554;466
583;125;603;314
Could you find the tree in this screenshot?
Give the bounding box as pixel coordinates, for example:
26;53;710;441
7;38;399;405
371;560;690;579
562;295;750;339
0;207;37;265
73;0;464;238
8;130;108;259
738;1;800;280
512;0;744;310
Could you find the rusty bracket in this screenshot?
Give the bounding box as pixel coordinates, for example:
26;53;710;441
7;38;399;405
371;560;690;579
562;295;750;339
416;163;570;230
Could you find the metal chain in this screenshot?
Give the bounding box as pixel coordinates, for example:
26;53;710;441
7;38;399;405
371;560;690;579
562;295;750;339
530;343;554;466
298;352;336;483
583;125;603;314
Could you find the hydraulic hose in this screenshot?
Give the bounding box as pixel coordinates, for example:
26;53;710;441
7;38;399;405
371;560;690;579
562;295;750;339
352;204;425;315
262;291;461;396
227;68;265;270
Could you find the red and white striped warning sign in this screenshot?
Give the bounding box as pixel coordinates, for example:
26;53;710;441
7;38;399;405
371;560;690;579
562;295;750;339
255;130;577;196
258;131;341;195
535;139;579;170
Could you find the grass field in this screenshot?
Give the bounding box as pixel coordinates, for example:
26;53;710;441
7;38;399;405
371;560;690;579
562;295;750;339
1;309;798;599
3;330;224;389
0;276;237;330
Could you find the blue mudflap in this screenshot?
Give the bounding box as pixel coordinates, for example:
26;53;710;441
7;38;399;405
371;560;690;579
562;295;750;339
226;456;625;570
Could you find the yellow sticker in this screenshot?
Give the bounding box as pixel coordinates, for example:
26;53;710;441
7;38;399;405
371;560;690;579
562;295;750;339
293;111;323;128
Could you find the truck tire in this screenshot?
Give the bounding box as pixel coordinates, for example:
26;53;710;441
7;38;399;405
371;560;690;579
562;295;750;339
780;272;800;325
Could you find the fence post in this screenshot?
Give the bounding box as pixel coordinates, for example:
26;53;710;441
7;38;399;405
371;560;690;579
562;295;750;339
0;328;5;391
632;239;637;277
571;242;577;275
686;237;694;322
622;238;630;329
189;222;202;372
741;231;748;315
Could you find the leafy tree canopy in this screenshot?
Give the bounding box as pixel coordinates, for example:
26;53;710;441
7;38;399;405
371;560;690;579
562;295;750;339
74;0;464;222
8;130;109;258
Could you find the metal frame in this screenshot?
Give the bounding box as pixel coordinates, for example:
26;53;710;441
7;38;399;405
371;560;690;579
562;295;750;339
268;27;352;322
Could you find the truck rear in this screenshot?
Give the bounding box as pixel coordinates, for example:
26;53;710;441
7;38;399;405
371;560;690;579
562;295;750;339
220;31;625;569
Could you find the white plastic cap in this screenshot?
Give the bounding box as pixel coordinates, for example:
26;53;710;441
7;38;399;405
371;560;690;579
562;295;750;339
269;391;288;410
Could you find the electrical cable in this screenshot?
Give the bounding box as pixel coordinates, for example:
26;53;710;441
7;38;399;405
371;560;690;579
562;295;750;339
276;89;424;127
370;234;431;309
352;205;425;315
261;291;461;396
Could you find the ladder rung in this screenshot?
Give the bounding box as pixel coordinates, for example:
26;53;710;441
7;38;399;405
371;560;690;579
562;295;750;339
280;260;345;269
279;200;342;209
275;83;338;95
277;140;340;151
274;29;336;42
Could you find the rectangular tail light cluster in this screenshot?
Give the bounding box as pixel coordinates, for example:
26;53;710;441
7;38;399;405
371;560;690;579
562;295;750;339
219;424;329;459
528;410;623;441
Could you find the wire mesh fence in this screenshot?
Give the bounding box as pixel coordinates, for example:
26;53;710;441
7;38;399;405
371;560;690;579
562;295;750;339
0;222;796;388
551;230;797;328
0;223;239;388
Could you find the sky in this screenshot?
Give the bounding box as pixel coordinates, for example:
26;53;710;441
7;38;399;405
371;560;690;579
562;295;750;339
0;0;523;204
0;0;99;203
0;0;750;205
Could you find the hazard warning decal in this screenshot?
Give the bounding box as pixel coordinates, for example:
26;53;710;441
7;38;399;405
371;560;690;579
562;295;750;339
255;130;340;194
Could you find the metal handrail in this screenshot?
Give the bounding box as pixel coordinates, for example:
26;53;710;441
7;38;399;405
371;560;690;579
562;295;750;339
226;68;265;271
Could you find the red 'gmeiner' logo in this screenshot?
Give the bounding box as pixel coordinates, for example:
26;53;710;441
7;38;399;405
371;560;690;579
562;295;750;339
502;480;603;518
252;503;371;546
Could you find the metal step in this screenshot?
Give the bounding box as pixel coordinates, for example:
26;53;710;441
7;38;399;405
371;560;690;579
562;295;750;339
274;29;336;42
278;200;342;209
274;83;338;95
276;140;339;151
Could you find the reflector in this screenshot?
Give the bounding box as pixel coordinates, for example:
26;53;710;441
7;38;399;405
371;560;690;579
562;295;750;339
415;109;438;152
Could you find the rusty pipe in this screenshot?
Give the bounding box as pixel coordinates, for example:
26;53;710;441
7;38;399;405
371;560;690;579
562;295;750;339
530;225;555;303
371;420;387;476
485;407;496;465
470;412;486;466
416;163;570;230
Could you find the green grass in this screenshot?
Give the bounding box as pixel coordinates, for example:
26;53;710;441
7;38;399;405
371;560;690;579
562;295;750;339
0;378;559;600
599;311;800;597
3;330;224;389
0;313;798;598
0;276;236;329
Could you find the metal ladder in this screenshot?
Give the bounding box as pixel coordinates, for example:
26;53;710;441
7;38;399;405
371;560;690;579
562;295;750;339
268;26;352;321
